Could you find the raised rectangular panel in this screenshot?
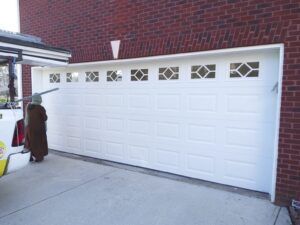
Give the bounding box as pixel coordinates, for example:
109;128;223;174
66;116;80;128
156;122;179;139
227;95;260;114
188;124;216;143
63;106;81;115
106;117;123;132
156;148;179;168
128;145;148;163
156;94;180;111
129;95;150;109
46;95;64;106
67;127;81;138
224;160;256;183
106;141;124;158
226;127;260;148
85;118;100;129
188;95;217;112
64;95;81;106
128;119;149;135
48;123;64;134
187;154;214;175
105;95;123;108
85;139;101;153
49;134;64;146
67;137;81;148
84;128;100;140
85;95;101;106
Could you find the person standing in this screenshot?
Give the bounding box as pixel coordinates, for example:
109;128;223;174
24;94;48;162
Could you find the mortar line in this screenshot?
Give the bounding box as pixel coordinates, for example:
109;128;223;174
0;169;117;220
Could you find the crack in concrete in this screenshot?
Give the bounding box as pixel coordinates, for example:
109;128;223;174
273;207;282;225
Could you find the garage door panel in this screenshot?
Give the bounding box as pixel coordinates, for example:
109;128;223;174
221;155;273;192
105;117;124;133
223;89;277;122
128;144;149;165
187;123;217;144
47;122;65;135
187;94;217;113
40;50;279;193
128;119;151;136
104;141;125;160
155;93;181;112
61;106;81;116
186;154;216;177
129;94;151;110
224;121;275;156
156;121;181;140
84;94;103;107
66;136;81;149
84;128;101;141
63;94;81;106
48;133;65;150
85;117;101;129
105;94;124;109
155;147;180;170
84;139;102;154
65;116;81;128
66;127;81;139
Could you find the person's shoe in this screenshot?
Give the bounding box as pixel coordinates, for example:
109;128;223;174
30;156;34;162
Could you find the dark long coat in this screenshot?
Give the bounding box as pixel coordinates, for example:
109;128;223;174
25;104;48;161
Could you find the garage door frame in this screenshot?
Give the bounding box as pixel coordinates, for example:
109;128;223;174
31;44;284;202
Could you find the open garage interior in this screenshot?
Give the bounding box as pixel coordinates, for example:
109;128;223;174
32;46;281;196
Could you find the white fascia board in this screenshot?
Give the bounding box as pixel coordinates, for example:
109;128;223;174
67;43;283;68
0;51;19;58
22;55;69;66
0;41;71;58
22;50;70;61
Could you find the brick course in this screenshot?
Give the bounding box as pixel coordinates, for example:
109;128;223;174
19;0;300;205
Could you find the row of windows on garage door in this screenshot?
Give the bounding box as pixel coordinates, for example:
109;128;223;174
49;61;260;83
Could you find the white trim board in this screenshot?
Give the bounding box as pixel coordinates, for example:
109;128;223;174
270;44;284;202
66;43;283;67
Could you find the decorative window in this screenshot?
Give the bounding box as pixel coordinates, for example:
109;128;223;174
85;72;99;82
49;73;60;83
66;72;79;82
159;67;179;80
131;69;148;81
107;70;122;82
230;62;259;78
191;64;216;79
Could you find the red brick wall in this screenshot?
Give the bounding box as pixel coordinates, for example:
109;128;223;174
19;0;300;205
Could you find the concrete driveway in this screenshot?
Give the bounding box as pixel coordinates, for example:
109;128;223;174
0;153;291;225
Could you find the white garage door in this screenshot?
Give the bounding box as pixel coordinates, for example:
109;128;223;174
36;49;279;193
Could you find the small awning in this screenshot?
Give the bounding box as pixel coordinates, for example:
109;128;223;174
0;30;71;66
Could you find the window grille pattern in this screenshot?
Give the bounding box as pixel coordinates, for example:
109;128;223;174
230;62;259;78
107;70;122;82
159;67;179;80
85;72;99;82
191;64;216;79
66;72;79;82
131;69;148;81
49;73;60;83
